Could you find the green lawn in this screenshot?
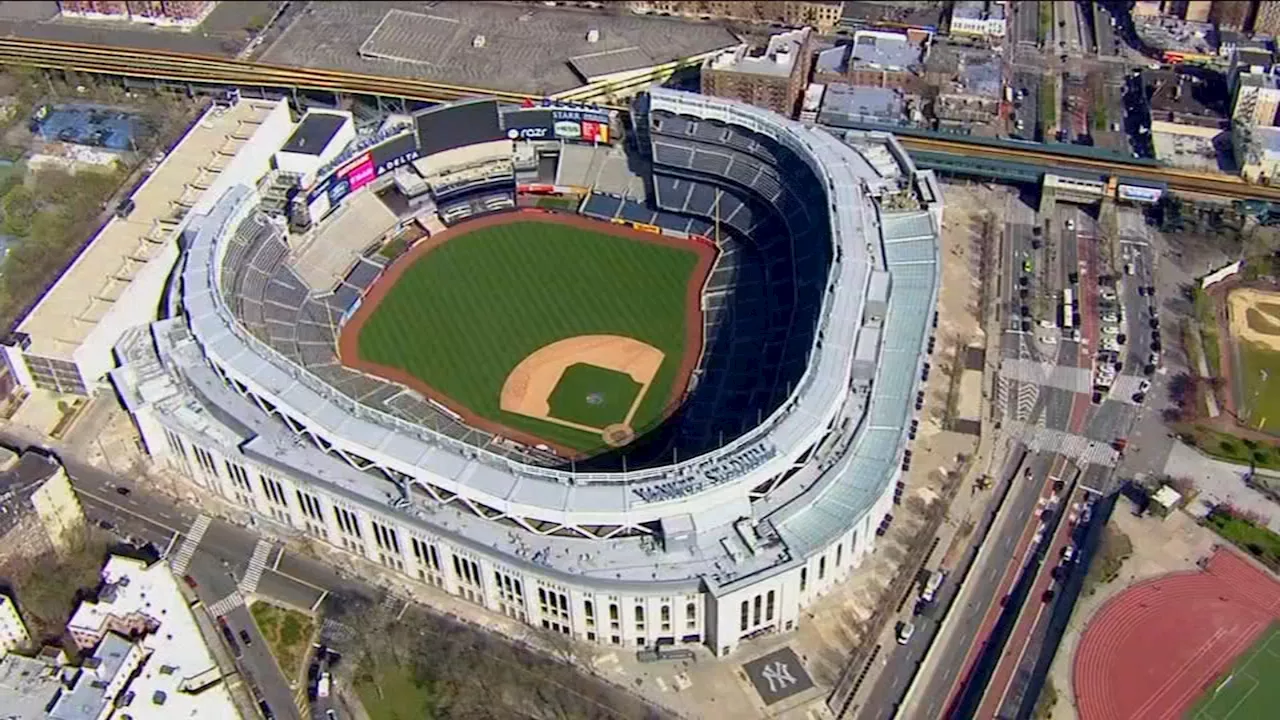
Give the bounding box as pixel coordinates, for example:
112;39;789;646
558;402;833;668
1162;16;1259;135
356;659;437;720
1188;623;1280;720
532;195;581;211
1237;340;1280;435
250;602;315;684
356;220;700;453
1177;425;1280;471
1205;510;1280;572
546;362;640;429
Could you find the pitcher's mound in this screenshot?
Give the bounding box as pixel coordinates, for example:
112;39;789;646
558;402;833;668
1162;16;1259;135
602;423;635;447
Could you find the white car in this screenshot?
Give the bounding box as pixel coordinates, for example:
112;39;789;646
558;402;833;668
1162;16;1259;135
897;622;916;645
1102;313;1119;324
1102;325;1120;336
1065;219;1076;231
1062;545;1076;563
1040;335;1058;345
1138;379;1152;393
1148;352;1160;366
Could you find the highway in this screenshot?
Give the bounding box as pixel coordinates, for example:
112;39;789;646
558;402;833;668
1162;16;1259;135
3;37;1280;201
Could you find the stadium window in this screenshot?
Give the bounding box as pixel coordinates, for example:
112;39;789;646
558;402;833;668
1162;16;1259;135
740;600;749;632
753;595;762;626
800;567;807;592
836;543;843;567
766;590;775;622
819;556;827;580
686;602;697;627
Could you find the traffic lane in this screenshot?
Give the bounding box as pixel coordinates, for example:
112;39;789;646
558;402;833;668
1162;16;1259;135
939;454;1071;717
916;453;1059;719
913;461;1049;720
858;569;960;719
224;603;302;720
256;570;326;613
982;484;1085;718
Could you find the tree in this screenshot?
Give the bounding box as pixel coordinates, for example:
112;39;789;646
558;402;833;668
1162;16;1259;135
1;184;34;236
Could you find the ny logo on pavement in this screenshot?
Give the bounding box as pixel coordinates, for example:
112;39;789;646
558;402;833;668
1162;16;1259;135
761;661;797;693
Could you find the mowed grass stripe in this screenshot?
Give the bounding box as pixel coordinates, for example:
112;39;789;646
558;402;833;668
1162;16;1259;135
357;221;700;452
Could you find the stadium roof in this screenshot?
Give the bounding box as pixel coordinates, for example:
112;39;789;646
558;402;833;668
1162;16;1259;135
280;112;347;157
265;2;738;97
16;100;275;360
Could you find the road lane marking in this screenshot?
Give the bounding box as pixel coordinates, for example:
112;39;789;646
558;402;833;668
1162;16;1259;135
76;488;180;534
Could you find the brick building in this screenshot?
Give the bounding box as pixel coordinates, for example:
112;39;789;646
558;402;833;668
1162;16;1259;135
0;448;86;574
701;28;814;118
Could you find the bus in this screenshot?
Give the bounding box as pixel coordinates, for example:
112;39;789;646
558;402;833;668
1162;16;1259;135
1062;288;1075;329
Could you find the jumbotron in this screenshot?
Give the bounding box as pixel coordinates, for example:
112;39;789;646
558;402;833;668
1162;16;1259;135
112;89;940;656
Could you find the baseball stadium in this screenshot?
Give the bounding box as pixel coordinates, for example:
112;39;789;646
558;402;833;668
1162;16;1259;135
105;89;941;656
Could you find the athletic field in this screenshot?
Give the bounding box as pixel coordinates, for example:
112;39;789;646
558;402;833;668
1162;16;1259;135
1188;623;1280;720
346;215;712;455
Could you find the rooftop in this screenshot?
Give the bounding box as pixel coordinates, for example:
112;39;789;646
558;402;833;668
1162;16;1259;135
48;633;135;720
280;112;348;157
1144;68;1229;121
819;84;907;125
262;2;738;97
849;30;922;71
16;99;276;360
0;451;64;536
839;1;945;31
65;555;237;719
707;28;810;79
0;652;65;719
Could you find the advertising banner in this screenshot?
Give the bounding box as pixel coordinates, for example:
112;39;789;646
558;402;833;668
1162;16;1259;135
553;120;583;140
1117;185;1162;203
503;108;555;141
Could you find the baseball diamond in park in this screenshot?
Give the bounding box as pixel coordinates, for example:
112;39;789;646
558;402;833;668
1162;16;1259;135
340;213;716;457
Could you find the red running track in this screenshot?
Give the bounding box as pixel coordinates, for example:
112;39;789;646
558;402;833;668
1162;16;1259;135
1073;548;1280;720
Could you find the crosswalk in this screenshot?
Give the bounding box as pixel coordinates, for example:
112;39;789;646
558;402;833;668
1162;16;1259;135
239;539;273;595
169;514;211;576
1004;422;1121;467
207;590;244;617
1000;359;1091;393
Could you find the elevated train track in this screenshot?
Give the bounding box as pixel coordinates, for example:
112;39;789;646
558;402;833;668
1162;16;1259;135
3;37;1280;202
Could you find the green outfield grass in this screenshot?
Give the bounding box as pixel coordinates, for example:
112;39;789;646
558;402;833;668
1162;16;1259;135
546;363;641;430
1237;340;1280;436
1189;623;1280;720
356;220;700;453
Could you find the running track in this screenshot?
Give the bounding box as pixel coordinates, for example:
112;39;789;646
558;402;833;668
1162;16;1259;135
1073;548;1280;720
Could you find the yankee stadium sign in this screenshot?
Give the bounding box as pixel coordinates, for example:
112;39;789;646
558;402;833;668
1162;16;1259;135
632;442;779;503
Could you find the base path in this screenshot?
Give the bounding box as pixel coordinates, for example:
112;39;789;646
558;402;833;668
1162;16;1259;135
1073;547;1280;720
501;334;664;425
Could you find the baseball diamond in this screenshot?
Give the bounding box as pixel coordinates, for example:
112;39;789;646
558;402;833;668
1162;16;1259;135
340;213;716;456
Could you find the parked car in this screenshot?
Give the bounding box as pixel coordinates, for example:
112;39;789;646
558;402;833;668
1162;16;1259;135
115;486;131;496
239;629;252;646
896;621;916;645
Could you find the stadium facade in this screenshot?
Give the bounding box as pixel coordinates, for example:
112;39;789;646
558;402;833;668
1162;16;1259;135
109;89;941;656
